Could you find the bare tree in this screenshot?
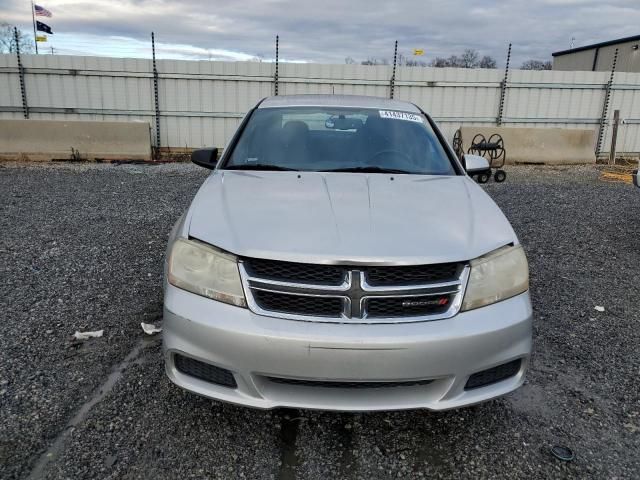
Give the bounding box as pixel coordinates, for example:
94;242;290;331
395;53;427;67
361;57;389;66
431;55;462;67
0;23;34;54
479;55;497;69
356;49;495;69
404;59;427;67
430;56;451;67
521;59;552;70
460;49;479;68
430;51;496;69
344;56;356;64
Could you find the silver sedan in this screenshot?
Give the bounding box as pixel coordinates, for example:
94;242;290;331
163;95;532;411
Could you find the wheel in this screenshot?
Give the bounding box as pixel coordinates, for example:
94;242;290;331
471;133;486;150
452;130;463;159
487;134;504;159
494;170;507;183
476;172;490;184
487;133;506;168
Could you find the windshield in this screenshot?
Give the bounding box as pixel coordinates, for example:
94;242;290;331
223;107;456;175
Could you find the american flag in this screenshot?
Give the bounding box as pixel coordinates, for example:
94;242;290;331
35;4;52;17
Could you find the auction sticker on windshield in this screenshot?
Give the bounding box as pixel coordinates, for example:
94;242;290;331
379;110;424;123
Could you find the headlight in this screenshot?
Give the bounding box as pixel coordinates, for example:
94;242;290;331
168;238;246;307
461;245;529;311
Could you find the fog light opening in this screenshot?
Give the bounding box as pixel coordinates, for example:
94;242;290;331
464;359;521;390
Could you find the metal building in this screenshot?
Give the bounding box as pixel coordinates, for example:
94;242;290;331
552;35;640;72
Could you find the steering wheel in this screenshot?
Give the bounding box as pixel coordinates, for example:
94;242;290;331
368;149;414;167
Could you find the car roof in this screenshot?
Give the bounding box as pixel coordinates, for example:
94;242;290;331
258;94;421;113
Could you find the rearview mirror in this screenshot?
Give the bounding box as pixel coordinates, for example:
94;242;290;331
464;154;490;174
191;148;219;170
325;115;363;131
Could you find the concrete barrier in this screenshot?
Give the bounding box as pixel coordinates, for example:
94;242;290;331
0;119;152;161
458;127;596;165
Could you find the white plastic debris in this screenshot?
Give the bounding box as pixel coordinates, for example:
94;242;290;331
141;323;162;335
594;306;605;312
73;330;104;340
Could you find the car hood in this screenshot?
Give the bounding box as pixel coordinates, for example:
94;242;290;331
187;171;517;265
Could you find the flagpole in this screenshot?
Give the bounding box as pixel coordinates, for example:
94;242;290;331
31;0;38;54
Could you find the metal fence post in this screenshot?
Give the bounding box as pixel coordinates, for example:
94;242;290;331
596;48;618;157
389;40;398;99
609;109;620;165
497;43;511;126
151;32;161;159
274;35;279;96
14;27;29;119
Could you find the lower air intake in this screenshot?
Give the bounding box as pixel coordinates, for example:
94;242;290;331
174;354;237;388
267;377;433;389
464;359;521;390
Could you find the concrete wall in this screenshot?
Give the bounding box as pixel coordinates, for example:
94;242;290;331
0;119;151;161
459;127;596;165
553;39;640;72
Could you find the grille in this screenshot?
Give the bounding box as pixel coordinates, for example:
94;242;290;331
174;354;237;388
243;258;346;285
242;258;466;322
268;377;434;389
252;289;343;317
366;295;452;318
366;263;459;286
464;359;521;390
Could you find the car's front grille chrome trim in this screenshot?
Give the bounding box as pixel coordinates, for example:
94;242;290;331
239;260;470;324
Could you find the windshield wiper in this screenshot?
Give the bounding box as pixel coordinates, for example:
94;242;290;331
224;164;299;172
319;166;414;174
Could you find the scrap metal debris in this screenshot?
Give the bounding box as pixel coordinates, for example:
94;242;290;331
141;323;162;335
73;330;104;341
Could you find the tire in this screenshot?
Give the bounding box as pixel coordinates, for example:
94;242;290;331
477;172;490;184
494;170;507;183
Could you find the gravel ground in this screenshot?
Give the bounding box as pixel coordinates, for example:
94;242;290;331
0;162;638;479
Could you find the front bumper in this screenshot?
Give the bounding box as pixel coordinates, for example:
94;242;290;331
163;284;532;411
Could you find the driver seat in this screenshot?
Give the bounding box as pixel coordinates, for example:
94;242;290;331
353;116;393;163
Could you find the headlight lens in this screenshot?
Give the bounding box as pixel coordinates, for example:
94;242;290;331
461;245;529;311
168;238;246;307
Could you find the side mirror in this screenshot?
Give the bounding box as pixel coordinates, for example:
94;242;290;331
464;154;490;174
191;148;219;170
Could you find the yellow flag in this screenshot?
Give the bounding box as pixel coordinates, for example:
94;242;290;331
413;49;424;56
36;35;47;42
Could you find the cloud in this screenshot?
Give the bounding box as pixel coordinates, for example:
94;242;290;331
2;0;639;66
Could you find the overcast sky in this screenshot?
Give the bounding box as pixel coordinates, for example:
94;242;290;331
2;0;639;66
